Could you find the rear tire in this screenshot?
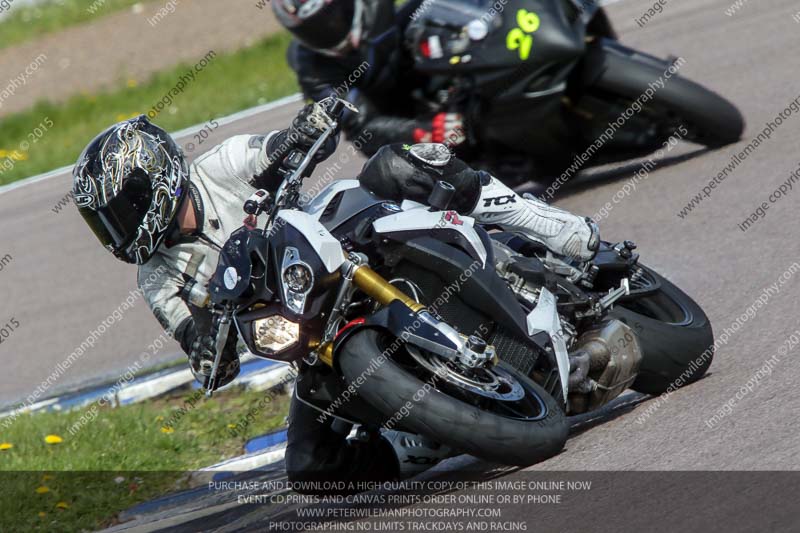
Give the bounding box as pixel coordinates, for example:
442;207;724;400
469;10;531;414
338;329;568;466
609;266;714;395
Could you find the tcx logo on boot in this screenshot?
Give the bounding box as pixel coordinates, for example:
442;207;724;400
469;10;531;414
483;195;517;207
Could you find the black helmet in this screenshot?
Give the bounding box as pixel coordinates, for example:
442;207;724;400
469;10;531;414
273;0;394;56
72;115;188;265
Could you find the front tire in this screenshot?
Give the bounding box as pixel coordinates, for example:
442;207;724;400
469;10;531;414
338;329;568;466
582;40;744;149
610;265;714;395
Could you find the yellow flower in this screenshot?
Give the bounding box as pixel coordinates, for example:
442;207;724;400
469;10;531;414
11;150;28;161
44;435;63;444
0;149;6;157
127;79;138;88
35;486;50;494
56;501;69;510
160;426;174;434
0;442;13;451
227;424;237;429
38;512;46;518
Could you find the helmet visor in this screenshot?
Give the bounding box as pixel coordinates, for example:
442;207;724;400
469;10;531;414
289;0;358;52
80;168;154;251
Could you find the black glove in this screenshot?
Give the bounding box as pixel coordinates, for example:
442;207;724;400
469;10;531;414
177;318;240;389
258;102;341;188
290;103;329;147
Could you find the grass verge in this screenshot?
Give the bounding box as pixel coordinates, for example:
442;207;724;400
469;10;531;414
0;384;290;531
0;30;297;186
0;0;149;50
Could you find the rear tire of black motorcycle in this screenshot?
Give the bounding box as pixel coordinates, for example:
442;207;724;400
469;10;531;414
338;329;569;467
590;47;745;147
609;266;714;395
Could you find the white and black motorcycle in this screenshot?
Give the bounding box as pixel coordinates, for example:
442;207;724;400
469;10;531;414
203;97;713;466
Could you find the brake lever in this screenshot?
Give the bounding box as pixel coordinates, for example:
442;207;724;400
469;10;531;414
328;97;359;117
205;309;233;397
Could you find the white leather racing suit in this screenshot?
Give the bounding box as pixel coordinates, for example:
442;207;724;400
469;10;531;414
136;133;277;338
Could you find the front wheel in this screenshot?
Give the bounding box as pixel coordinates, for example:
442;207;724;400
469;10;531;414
580;40;744;150
338;329;568;466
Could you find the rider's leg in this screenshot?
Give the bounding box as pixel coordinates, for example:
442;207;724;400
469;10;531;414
284;394;395;492
358;143;599;260
285;392;449;491
469;172;599;261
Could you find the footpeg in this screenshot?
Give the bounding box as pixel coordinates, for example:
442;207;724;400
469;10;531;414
598;278;630;311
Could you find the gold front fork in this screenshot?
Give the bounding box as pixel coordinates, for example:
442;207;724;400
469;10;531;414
318;264;425;366
351;265;425;312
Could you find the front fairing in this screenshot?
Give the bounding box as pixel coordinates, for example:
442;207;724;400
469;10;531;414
208;226;272;305
224;210;345;362
406;0;586;75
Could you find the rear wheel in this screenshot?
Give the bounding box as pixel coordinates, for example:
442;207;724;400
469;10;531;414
610;265;714;395
338;329;568;466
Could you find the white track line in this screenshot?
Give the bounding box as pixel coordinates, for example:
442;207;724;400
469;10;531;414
0;93;303;196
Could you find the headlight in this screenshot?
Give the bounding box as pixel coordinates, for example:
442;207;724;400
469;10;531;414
253;315;300;353
282;247;315;314
283;263;313;292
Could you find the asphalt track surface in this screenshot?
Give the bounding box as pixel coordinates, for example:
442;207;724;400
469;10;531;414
2;0;800;529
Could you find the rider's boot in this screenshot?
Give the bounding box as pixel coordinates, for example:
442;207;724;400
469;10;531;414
468;174;600;261
382;430;452;479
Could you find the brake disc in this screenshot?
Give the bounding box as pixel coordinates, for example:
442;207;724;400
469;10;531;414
405;345;525;401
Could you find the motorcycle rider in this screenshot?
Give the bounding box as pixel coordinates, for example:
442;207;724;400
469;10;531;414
72;108;597;485
273;0;468;155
